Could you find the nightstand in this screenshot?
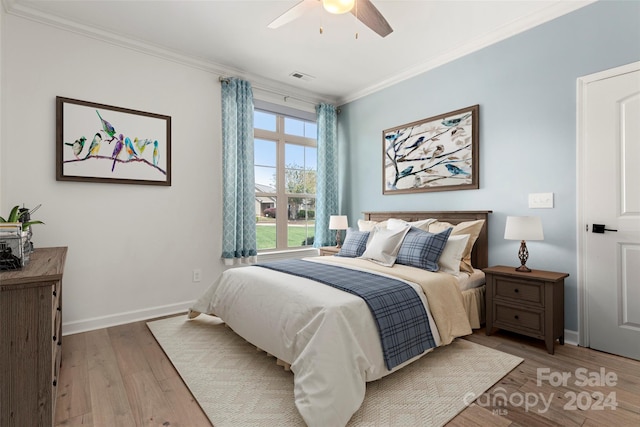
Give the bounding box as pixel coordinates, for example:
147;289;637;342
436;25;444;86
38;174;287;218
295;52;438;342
318;246;340;256
484;265;568;354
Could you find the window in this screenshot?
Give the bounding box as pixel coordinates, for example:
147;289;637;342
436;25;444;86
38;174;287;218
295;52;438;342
254;110;317;251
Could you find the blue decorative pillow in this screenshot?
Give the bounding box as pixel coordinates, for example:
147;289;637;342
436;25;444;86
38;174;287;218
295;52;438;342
336;229;370;258
396;227;453;271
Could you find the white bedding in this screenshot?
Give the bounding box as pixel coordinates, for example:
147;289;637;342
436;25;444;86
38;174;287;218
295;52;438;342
189;256;472;427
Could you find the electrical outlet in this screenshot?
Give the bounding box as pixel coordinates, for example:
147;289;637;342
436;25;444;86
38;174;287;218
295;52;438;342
192;269;202;282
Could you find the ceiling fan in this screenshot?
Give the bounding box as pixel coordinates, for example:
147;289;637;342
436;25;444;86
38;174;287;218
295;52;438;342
268;0;393;38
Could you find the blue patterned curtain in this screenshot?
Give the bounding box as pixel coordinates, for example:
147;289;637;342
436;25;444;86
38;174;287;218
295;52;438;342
221;78;257;265
314;103;339;247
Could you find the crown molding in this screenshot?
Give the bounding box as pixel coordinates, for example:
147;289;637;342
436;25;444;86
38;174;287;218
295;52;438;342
4;0;593;108
337;0;596;105
2;0;336;107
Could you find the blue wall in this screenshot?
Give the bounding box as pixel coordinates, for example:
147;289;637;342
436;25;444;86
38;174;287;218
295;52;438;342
337;1;640;331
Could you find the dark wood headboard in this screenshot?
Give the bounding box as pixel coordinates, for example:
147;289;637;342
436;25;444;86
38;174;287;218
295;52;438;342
362;211;492;269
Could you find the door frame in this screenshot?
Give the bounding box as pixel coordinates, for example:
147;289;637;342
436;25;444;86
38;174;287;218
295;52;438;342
576;61;640;348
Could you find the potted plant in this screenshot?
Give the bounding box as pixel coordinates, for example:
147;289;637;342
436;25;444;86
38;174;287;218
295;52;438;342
0;205;44;269
0;204;44;230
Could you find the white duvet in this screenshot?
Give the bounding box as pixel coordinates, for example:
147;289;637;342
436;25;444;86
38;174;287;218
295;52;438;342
189;257;471;426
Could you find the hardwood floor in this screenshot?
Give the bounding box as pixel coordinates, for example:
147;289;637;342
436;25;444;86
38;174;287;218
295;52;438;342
55;316;640;426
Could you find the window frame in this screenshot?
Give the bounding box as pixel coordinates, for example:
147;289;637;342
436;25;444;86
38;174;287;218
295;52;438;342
255;110;317;252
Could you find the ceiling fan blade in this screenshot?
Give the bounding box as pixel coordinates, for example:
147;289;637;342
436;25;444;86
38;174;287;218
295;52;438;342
351;0;393;37
268;0;319;29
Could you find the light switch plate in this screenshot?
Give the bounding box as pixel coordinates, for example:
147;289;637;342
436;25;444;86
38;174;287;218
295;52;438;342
529;192;554;208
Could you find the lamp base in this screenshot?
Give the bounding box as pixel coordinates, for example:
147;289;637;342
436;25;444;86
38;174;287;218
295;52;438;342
515;240;532;272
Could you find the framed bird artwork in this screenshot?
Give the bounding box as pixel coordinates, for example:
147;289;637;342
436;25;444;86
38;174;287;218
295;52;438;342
56;96;171;186
382;104;479;194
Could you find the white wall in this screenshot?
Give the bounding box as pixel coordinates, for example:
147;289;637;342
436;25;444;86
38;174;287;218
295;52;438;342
1;13;223;334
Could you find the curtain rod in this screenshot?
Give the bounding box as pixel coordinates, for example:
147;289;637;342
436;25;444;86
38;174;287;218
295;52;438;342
219;76;322;107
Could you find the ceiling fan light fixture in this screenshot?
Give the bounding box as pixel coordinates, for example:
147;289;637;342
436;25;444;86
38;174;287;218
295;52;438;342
322;0;355;15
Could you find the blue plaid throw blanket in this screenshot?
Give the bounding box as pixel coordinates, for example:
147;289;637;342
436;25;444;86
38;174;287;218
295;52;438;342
255;259;436;370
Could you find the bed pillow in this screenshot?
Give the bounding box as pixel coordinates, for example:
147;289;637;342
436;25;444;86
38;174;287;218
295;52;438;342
387;217;436;232
359;225;410;267
429;219;485;273
396;227;453;271
336;228;370;258
438;234;471;275
357;219;387;231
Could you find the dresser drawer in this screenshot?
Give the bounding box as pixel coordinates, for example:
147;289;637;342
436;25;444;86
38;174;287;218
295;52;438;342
494;277;543;305
494;303;544;337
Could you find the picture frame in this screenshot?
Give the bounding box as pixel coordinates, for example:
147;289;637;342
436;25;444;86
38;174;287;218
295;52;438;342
56;96;171;186
383;104;479;194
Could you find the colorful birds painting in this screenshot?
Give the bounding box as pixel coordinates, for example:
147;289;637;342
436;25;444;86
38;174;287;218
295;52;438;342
135;138;153;154
64;136;87;159
111;134;124;172
125;137;138;159
153;140;159;166
84;133;102;159
62;104;166;179
96;110;116;139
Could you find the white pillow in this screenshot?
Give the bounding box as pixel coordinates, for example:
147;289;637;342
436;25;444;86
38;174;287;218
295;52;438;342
438;234;471;275
387;218;436;232
358;219;388;231
359;225;410;267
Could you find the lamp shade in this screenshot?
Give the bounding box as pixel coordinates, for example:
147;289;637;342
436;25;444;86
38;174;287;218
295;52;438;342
504;216;544;241
322;0;355;14
329;215;348;230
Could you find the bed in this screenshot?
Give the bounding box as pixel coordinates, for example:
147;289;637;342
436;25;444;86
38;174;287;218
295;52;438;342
189;210;490;427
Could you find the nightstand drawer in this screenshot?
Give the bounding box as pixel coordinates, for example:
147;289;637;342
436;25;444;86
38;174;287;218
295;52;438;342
494;277;543;305
494;303;544;336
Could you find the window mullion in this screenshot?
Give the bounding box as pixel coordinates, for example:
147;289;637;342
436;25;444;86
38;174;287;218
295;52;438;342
276;115;287;249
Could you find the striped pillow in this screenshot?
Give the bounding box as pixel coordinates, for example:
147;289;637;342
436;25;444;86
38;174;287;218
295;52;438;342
396;227;453;271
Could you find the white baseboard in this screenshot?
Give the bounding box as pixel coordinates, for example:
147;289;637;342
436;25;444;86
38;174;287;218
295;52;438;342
62;300;193;336
564;329;579;346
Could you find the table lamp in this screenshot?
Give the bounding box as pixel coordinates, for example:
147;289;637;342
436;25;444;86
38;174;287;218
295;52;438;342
504;216;544;272
329;215;348;248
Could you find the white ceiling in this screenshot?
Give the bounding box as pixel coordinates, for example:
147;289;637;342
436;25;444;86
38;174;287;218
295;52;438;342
5;0;594;105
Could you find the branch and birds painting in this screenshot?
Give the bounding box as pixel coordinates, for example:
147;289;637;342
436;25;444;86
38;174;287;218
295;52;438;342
384;109;475;192
63;109;164;175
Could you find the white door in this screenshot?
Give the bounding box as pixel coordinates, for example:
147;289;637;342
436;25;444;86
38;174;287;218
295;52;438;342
579;62;640;361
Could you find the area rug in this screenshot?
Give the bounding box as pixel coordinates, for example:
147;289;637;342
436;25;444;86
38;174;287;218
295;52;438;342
147;315;523;427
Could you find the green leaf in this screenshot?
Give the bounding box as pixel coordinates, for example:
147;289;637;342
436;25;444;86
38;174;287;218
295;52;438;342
22;220;44;230
7;205;20;222
0;216;6;222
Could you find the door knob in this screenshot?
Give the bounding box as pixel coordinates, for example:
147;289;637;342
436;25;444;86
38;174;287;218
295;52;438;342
592;224;617;233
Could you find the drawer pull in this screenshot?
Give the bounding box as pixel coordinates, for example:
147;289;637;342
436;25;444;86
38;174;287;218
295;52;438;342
53;379;57;387
514;315;519;320
52;335;57;341
57;306;61;311
514;289;519;293
53;290;57;297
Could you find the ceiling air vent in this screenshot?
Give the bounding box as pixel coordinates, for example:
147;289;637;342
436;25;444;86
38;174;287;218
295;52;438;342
289;71;315;82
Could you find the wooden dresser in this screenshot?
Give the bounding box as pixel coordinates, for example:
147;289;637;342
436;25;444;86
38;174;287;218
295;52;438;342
484;265;568;354
0;246;67;427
